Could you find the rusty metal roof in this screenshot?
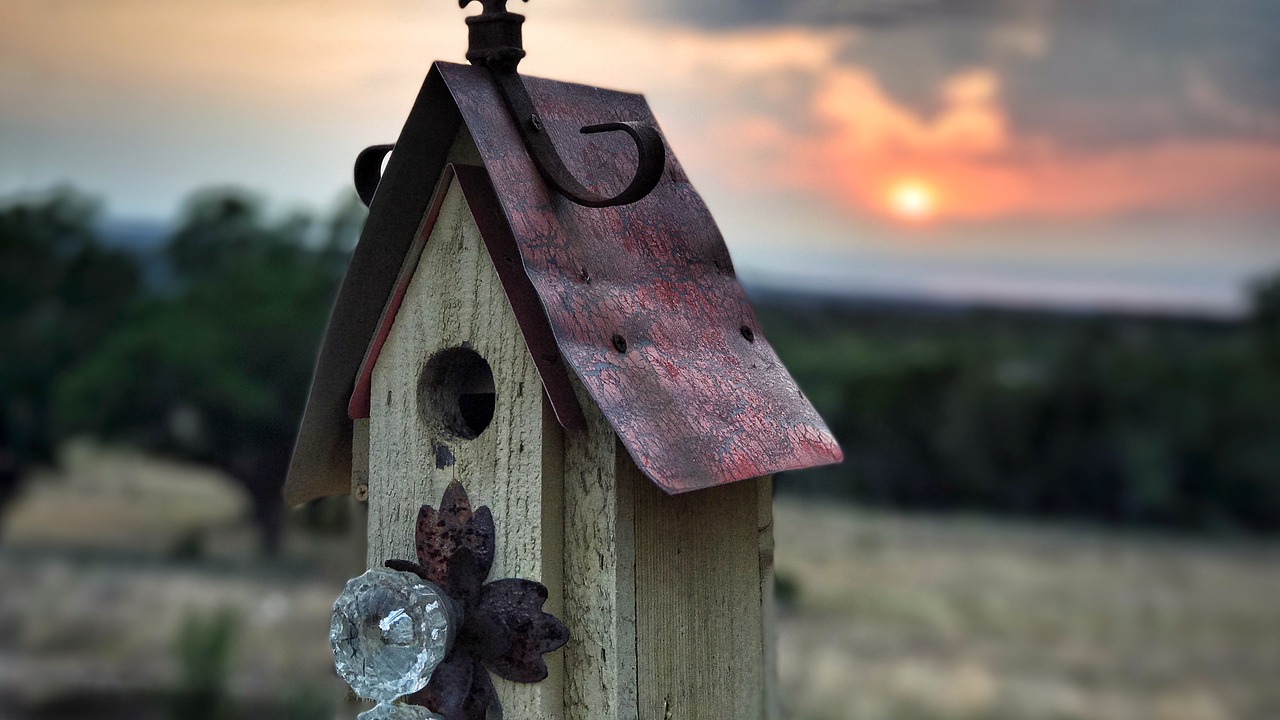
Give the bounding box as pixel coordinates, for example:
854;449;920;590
284;62;841;505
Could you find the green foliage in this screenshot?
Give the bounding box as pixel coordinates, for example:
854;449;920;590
170;608;239;720
57;191;338;445
1251;273;1280;369
762;291;1280;534
0;186;364;547
52;189;360;550
0;189;141;472
774;571;802;608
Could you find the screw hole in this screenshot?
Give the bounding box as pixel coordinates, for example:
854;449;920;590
417;346;496;440
611;334;628;353
740;325;755;342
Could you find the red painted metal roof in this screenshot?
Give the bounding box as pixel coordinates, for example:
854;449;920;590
284;62;840;505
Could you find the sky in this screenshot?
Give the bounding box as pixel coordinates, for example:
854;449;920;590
2;0;1278;314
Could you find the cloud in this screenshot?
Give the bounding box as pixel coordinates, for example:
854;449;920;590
648;0;1280;152
3;0;1276;227
813;67;1006;158
678;58;1280;222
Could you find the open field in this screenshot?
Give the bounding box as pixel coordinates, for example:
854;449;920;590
774;501;1280;720
2;446;1279;719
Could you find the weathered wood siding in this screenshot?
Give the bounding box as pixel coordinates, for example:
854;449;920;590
364;130;775;720
367;171;563;719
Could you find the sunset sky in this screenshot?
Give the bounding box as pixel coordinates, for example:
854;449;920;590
2;0;1278;313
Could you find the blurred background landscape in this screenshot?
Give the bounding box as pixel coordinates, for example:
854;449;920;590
2;0;1279;719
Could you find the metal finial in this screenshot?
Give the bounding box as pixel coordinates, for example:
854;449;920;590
459;0;528;71
458;0;527;14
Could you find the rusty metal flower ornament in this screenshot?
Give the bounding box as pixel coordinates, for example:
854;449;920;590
381;482;568;720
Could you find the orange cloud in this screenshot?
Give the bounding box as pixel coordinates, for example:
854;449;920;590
691;62;1280;223
803;67;1009;219
814;68;1007;158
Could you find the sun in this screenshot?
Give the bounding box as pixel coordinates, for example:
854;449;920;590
888;180;937;221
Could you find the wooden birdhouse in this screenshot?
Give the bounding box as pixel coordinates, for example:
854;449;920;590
285;3;841;719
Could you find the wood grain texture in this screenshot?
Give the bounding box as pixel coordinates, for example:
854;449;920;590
562;384;639;720
539;395;567;718
634;475;768;720
351;418;370;499
757;477;778;720
366;168;561;718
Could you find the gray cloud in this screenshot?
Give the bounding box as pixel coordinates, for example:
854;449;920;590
648;0;1280;149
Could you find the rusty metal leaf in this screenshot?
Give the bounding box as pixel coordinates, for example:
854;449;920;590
409;653;496;720
415;482;496;597
466;578;569;683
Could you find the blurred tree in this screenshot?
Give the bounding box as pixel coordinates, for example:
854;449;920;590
0;189;141;521
1251;272;1280;369
56;190;359;551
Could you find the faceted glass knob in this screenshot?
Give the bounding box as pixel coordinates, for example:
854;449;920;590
330;568;459;704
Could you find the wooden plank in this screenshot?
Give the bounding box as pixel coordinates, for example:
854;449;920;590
540;395;566;718
351;417;370;501
634;474;767;720
562;389;639;720
757;477;778;720
366;159;561;718
340;420;373;720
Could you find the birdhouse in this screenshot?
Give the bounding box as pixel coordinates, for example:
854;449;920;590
286;3;841;719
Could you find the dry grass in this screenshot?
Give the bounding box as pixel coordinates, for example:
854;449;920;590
0;443;361;718
3;446;1279;719
774;499;1280;720
3;443;249;554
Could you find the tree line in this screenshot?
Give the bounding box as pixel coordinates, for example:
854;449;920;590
760;285;1280;533
4;186;1280;546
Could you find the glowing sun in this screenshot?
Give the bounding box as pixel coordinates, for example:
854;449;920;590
888;180;937;221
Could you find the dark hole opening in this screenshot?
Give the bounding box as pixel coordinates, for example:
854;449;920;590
417;347;496;440
458;393;496;435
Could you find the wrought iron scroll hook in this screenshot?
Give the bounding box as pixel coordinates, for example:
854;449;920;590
460;0;666;208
